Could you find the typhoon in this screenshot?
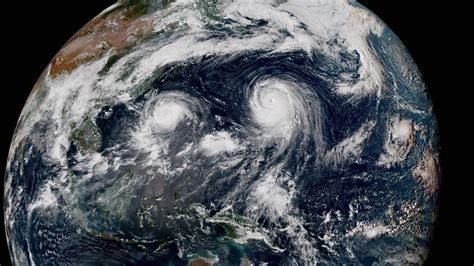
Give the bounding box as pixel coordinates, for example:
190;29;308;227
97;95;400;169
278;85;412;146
4;0;440;264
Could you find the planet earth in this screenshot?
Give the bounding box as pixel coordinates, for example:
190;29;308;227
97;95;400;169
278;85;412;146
4;0;440;264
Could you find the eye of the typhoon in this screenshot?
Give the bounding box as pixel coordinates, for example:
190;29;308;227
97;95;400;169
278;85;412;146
250;79;299;130
4;0;440;265
141;92;197;134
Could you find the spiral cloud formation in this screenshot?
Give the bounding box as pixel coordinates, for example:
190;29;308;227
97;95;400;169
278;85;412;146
4;0;439;264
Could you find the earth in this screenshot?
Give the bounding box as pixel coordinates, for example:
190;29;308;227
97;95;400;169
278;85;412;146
4;0;440;264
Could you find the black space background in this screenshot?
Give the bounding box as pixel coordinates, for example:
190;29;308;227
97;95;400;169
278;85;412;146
0;1;469;265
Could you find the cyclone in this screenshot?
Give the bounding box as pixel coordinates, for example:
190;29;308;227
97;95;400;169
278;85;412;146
4;0;440;265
